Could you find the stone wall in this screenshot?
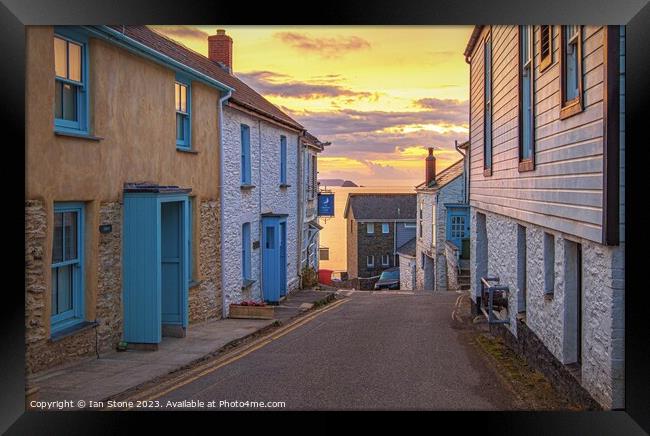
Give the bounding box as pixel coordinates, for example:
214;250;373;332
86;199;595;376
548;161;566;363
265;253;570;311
189;199;221;323
346;216;358;278
398;255;416;290
445;241;459;291
25;200;123;374
469;207;624;409
25;200;49;373
489;318;601;410
415;190;434;290
433;175;464;292
95;202;123;351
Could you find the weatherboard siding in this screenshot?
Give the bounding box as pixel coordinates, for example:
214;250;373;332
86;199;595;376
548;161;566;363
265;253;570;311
468;25;610;243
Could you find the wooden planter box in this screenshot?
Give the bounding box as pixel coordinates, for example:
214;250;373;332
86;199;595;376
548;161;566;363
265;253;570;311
229;304;275;320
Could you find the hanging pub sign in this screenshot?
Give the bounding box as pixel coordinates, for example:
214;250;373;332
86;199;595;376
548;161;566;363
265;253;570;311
317;192;334;217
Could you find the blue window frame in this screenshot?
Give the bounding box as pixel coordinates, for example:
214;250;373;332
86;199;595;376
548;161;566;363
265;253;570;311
483;35;493;174
54;28;89;134
242;222;251;280
280;135;287;185
560;25;583;118
188;197;194;283
241;124;251;184
519;25;535;169
51;202;85;333
175;74;191;149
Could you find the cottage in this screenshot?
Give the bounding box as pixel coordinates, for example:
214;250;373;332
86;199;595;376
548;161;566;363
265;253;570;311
24;25;327;374
25;25;233;372
343;194;417;280
414;147;468;292
209;30;327;310
464;25;624;409
301;132;330;274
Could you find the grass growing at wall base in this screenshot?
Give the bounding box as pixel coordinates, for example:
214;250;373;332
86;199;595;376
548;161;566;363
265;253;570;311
474;333;586;411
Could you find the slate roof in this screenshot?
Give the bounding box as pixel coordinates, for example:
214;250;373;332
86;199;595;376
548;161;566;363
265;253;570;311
396;237;417;258
108;25;304;130
343;193;416;220
416;158;464;190
301;131;331;151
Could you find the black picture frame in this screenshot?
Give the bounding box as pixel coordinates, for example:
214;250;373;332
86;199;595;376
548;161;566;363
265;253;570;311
2;0;649;433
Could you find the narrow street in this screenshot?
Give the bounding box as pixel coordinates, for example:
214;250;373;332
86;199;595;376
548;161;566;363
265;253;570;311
138;291;519;410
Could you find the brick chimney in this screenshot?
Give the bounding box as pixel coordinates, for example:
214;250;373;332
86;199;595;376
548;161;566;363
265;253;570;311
208;29;233;73
425;147;436;186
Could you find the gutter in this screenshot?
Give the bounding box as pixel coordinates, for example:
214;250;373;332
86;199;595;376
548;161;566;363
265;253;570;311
218;89;233;318
84;26;235;94
464;25;484;63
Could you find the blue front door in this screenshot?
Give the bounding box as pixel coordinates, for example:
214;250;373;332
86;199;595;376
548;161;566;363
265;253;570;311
447;206;470;249
262;216;287;303
123;192;189;344
161;201;184;325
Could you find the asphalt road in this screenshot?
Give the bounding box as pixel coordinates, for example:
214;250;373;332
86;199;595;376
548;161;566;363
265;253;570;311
155;291;517;410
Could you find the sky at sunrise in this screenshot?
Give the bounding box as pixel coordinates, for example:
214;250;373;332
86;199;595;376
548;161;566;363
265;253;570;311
152;26;473;187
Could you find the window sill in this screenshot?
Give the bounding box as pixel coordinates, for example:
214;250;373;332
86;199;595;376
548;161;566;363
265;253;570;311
544;292;554;301
176;147;198;154
518;160;535;172
539;56;552;73
241;184;256;190
483;168;493;177
242;279;256;289
55;130;103;141
189;279;203;289
279;184;291;189
50;320;98;343
559;99;583;120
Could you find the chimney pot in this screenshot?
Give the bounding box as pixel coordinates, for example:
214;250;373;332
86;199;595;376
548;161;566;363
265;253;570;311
425;147;436;186
208;29;233;73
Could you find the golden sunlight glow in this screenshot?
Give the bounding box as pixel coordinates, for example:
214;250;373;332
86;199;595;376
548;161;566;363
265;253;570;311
152;25;473;186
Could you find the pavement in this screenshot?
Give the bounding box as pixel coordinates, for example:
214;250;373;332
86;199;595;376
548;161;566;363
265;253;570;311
27;288;336;406
135;290;519;410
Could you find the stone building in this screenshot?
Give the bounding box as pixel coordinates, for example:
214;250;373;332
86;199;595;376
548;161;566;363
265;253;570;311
300;132;329;275
25;25;327;374
25;25;233;373
414;148;468;292
209;31;327;311
344;194;416;279
396;238;417;290
464;25;625;409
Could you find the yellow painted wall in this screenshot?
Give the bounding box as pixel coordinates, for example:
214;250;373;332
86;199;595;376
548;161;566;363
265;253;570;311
26;26;222;201
25;26;223;336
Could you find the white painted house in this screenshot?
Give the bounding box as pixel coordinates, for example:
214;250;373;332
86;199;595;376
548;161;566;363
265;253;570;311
413;147;468;292
206;30;327;314
300;132;329;274
464;25;624;409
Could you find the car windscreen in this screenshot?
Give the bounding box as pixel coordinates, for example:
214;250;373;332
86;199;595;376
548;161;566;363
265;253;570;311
380;270;399;280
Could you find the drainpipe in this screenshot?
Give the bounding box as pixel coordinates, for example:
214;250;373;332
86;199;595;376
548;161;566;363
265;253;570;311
296;134;304;286
393;219;397;264
454;140;467;204
258;119;263;300
218;89;232;319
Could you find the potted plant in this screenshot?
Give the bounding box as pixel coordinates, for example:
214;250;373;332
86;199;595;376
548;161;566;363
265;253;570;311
229;300;275;320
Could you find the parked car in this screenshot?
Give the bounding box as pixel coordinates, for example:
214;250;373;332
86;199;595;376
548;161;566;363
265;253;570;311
374;267;400;290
